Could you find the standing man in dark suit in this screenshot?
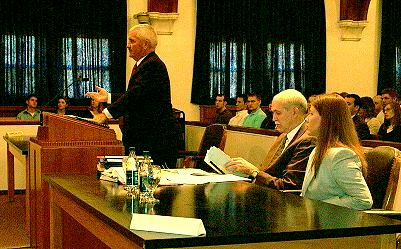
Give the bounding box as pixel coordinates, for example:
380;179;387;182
86;24;179;168
226;89;316;190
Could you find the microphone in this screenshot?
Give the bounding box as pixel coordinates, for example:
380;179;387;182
43;77;90;106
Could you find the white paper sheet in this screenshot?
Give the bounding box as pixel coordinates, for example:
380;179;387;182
204;146;232;174
130;213;206;236
159;168;250;185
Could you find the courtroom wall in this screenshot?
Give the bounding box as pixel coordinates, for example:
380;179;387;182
127;1;381;121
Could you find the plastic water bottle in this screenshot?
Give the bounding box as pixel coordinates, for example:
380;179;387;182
126;147;138;192
139;151;151;193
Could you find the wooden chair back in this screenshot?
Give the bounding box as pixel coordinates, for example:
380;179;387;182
198;124;227;156
365;146;401;210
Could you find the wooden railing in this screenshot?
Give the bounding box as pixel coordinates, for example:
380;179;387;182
0;106;90;117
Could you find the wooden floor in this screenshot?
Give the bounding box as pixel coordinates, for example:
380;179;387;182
0;194;30;249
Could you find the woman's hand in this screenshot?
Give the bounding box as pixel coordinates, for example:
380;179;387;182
225;157;259;175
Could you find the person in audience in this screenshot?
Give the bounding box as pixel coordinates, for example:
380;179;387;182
339;91;348;98
373;95;384;123
16;94;41;120
379;88;399;124
302;93;373;210
378;102;401;142
307;94;318;112
85;24;179;168
81;98;107;119
213;94;233;124
260;102;276;129
345;93;371;140
225;89;316;190
381;88;399;106
228;94;248;126
55;96;70;115
359;96;381;136
242;93;267;128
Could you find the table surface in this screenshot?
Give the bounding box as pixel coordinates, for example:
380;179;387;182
44;175;401;248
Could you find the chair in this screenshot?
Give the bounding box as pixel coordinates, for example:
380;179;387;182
364;146;401;210
176;124;227;171
363;146;401;248
173;108;186;150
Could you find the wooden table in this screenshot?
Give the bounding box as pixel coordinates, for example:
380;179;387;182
4;135;32;233
45;175;401;249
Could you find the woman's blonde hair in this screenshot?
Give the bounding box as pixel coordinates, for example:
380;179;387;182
310;93;367;177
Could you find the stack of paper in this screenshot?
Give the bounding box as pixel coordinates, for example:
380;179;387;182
100;167;125;184
159;168;249;185
204;146;231;174
130;213;206;236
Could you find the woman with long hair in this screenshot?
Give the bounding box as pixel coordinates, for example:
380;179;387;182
302;94;372;210
378;101;401;142
359;96;381;136
55;96;70;115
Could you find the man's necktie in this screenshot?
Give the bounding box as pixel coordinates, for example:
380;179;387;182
130;63;138;78
271;135;288;163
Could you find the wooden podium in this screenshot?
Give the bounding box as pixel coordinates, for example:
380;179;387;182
28;112;124;249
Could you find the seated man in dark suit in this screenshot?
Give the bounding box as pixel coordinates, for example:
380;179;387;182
345;93;371;140
213;94;233;124
225;89;316;190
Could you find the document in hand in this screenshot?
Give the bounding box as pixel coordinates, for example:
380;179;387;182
204;146;231;174
130;213;206;236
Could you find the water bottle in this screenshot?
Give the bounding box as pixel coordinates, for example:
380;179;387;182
139;151;151;193
126;147;138;191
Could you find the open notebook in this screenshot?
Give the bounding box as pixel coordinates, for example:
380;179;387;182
203;146;231;174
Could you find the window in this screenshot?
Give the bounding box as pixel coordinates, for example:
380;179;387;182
3;35;37;97
0;0;126;106
62;37;111;98
192;0;326;105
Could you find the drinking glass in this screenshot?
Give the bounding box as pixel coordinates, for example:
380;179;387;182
143;165;162;203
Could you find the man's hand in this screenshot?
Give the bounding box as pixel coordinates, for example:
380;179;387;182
85;86;109;103
92;113;108;124
225;157;259;175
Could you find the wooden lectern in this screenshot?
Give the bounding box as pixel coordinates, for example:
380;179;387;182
29;112;124;249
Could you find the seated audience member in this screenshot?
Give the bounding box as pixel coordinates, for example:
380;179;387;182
225;89;316;190
260;103;275;130
345;94;371;140
339;91;348;98
302;94;373;210
359;96;381;136
242;93;267;128
378;102;401;142
381;88;399;106
379;88;399;123
82;98;106;119
16;94;41;120
213;94;233;124
307;94;318;112
373;95;384;123
55;96;70;115
228;94;248;126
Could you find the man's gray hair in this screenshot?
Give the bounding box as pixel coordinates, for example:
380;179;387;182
130;24;158;49
273;89;308;114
